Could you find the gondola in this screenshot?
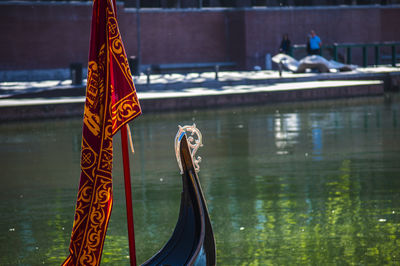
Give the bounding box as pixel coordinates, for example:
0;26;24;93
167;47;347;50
142;125;216;266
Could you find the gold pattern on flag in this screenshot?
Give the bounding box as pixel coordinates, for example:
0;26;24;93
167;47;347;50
63;0;141;263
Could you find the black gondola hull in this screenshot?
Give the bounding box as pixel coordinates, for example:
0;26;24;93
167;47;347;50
142;133;216;266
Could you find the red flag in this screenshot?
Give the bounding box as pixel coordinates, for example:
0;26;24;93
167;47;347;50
63;0;141;264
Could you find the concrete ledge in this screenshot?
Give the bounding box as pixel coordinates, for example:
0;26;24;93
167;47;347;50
0;80;384;122
0;100;84;122
138;81;384;112
1;68;399;99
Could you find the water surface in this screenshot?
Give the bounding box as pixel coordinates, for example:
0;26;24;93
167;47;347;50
0;96;399;265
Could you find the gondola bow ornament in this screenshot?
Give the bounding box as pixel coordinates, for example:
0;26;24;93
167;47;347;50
62;0;141;264
175;124;203;174
142;124;216;265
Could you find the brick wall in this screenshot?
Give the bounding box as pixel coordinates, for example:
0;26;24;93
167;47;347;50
0;3;399;72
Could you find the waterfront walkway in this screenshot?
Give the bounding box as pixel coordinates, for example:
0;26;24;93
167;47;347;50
0;66;399;121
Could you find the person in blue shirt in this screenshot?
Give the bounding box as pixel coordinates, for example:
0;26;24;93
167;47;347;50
309;30;322;55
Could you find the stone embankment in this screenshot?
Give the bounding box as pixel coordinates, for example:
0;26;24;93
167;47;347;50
0;67;399;122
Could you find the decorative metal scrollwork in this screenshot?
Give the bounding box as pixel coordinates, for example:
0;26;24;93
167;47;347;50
175;124;203;174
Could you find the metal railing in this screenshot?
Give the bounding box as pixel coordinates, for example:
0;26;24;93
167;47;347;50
290;42;400;67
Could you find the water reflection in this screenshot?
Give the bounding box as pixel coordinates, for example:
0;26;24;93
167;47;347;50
0;97;399;265
274;112;300;155
312;127;323;160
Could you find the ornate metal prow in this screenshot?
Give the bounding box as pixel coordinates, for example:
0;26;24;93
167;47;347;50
175;124;203;174
143;123;215;265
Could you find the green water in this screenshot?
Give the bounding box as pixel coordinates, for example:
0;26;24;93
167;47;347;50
0;96;399;265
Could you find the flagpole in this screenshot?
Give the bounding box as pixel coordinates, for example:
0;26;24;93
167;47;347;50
121;124;137;266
